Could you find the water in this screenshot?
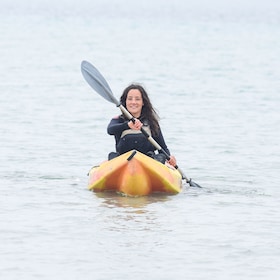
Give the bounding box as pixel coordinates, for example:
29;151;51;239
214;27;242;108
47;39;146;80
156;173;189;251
1;0;280;279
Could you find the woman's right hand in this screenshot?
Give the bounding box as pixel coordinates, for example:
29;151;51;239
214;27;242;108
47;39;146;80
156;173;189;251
128;119;143;130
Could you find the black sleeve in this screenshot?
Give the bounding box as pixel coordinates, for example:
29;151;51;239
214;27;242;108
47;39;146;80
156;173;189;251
107;117;130;136
154;128;171;156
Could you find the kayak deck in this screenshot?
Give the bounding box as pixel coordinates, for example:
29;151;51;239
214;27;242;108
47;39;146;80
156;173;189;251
88;150;182;197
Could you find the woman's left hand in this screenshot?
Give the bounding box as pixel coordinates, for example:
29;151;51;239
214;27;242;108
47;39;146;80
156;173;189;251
168;155;177;167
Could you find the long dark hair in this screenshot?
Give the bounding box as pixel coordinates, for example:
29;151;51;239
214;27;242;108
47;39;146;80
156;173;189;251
120;84;160;136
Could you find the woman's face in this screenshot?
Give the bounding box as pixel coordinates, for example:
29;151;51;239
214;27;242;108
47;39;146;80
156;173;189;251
126;89;144;118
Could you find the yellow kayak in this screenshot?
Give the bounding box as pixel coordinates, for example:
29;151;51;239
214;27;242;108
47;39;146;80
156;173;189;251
88;150;182;197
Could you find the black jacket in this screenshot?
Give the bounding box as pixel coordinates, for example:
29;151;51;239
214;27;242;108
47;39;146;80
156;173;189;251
107;116;170;155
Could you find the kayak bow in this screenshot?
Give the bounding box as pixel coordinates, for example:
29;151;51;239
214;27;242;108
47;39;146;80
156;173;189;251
88;150;182;197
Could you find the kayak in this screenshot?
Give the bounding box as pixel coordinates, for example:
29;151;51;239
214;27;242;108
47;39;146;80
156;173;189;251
88;150;183;197
88;150;182;196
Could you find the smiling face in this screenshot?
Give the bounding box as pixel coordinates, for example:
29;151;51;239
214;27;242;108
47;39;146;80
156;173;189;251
125;89;144;118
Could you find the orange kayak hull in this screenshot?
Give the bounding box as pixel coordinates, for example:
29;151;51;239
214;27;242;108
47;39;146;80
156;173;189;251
88;150;182;196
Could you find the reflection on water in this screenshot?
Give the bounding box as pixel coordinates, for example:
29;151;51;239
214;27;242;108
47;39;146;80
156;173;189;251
94;191;172;209
93;192;174;233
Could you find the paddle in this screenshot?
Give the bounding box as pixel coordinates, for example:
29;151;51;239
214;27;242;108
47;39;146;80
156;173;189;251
81;60;202;188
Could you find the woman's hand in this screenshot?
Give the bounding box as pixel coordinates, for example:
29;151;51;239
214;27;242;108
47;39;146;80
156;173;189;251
167;155;177;167
128;119;143;130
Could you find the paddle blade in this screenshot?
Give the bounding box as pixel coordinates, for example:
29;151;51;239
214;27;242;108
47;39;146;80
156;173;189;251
81;60;120;106
187;178;202;188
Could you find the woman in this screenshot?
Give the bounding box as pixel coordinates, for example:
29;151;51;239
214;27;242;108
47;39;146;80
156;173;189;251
107;84;176;166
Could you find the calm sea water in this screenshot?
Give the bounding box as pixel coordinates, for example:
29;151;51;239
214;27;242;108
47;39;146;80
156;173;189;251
1;1;280;279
